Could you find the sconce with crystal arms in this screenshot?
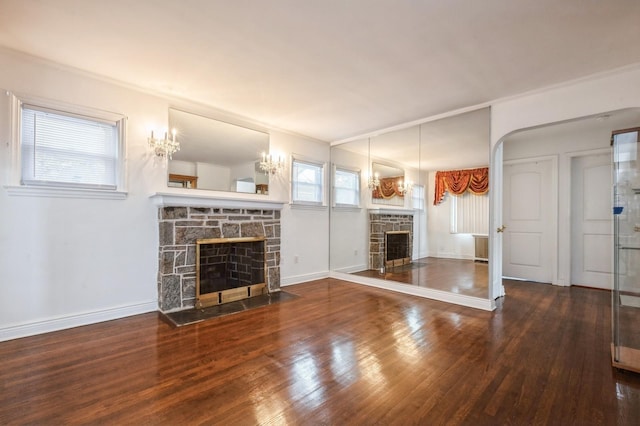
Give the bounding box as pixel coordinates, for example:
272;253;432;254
149;128;180;159
398;179;413;195
367;137;379;190
368;172;380;190
259;152;285;175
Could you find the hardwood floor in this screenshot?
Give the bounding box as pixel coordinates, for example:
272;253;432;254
1;279;639;425
353;257;488;298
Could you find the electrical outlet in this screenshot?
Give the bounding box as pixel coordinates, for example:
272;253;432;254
354;249;358;256
294;255;299;264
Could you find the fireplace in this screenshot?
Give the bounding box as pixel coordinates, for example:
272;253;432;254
155;203;282;313
369;211;413;271
385;231;411;268
196;237;267;308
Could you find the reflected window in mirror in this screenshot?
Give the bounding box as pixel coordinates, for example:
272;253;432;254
292;156;325;206
411;184;425;211
333;166;360;208
167;108;269;194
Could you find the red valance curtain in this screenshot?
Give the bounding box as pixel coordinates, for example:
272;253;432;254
372;176;404;199
433;167;489;205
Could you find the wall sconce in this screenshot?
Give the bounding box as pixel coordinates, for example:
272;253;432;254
368;172;380;190
149;128;180;159
398;179;412;195
259;152;285;175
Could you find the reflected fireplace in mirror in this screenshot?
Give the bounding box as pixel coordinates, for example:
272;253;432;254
196;237;267;308
386;231;411;268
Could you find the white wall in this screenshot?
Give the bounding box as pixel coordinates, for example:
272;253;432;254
275;132;331;284
196;162;231;191
503;110;640;287
489;65;640;299
329;147;369;272
0;49;330;340
168;160;197;177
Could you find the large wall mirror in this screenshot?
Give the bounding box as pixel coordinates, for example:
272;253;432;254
329;107;491;302
168;108;270;194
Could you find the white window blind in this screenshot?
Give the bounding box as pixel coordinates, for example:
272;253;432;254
21;105;119;189
334;167;360;207
450;192;489;234
292;158;324;205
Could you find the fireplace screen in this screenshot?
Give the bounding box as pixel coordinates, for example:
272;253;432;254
385;231;411;268
196;237;267;308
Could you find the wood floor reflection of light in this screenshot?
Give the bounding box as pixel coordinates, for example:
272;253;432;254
352;257;488;298
0;278;638;424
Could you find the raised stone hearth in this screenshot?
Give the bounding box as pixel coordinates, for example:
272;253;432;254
157;206;281;312
369;211;413;271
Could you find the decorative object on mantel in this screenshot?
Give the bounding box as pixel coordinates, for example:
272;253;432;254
373;176;407;199
434;167;489;205
149;128;180;159
259;152;285;175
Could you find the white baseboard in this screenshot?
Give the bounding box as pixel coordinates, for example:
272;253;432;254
329;271;495;311
280;271;330;287
332;264;368;274
427;252;474;260
0;301;157;342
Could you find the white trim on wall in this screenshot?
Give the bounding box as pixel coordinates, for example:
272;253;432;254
0;301;157;342
330;271;495;311
280;271;330;286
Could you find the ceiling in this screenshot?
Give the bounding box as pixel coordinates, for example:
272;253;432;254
1;0;640;143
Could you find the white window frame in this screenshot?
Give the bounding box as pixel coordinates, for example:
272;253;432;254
290;154;326;207
332;164;361;208
6;92;127;199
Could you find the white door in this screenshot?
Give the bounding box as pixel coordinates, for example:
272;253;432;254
571;153;613;289
503;159;555;283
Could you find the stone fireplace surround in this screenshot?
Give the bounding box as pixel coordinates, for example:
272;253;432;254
157;204;281;312
369;211;414;271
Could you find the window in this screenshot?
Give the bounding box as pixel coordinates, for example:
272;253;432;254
9;94;126;198
291;156;325;206
412;184;425;211
333;166;360;207
450;192;489;234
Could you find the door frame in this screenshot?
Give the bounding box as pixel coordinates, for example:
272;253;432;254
503;155;559;285
563;147;612;287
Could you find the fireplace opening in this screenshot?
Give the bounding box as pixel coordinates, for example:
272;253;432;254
385;231;411;268
196;237;267;308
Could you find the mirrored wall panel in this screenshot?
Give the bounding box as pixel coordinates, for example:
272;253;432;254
168;108;270;194
329;107;491;300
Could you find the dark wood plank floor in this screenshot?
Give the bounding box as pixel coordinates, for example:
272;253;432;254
1;279;639;425
353;257;488;298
